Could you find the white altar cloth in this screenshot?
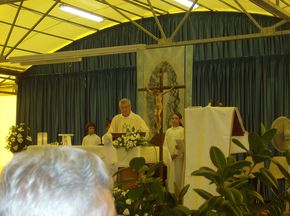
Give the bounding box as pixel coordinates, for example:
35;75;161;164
26;145;171;168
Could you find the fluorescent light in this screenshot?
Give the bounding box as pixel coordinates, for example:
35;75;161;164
59;4;104;22
175;0;199;8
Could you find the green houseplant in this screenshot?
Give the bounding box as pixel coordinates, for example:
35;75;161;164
191;128;290;216
113;157;191;216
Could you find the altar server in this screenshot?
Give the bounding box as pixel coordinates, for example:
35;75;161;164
163;112;185;194
82;122;101;146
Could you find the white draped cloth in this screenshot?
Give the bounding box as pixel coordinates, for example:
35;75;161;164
163;126;184;193
108;112;149;133
82;134;101;146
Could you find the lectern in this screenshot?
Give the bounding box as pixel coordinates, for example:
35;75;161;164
183;107;249;209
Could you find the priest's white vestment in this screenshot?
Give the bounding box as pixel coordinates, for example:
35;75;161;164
108;111;149;133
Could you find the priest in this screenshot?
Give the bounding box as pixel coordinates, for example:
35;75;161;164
108;98;149;135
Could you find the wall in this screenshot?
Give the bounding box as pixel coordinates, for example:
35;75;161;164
0;95;16;171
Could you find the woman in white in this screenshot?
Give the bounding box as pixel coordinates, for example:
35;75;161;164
163;112;184;194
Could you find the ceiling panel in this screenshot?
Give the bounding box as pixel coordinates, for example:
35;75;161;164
0;0;288;73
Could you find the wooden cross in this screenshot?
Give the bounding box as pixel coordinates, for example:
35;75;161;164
138;68;185;134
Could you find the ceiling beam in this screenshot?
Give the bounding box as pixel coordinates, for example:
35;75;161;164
149;29;290;48
169;0;198;41
0;43;42;54
0;91;16;95
5;0;59;58
234;0;263;30
147;0;167;39
9;3;99;31
0;20;73;42
0;0;22;4
133;0;168;14
1;0;24;57
0;68;20;76
97;0;159;41
250;0;290;20
122;0;163;15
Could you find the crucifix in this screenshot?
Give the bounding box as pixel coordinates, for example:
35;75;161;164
138;67;185;134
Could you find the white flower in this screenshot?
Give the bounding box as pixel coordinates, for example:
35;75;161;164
10;137;16;142
17;134;23;138
121;191;127;196
123;208;130;215
18;127;24;132
26;136;32;141
125;198;132;205
135;214;139;216
144;213;148;216
17;138;23;143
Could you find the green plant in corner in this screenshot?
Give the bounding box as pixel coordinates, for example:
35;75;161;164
191;128;290;216
113;157;192;216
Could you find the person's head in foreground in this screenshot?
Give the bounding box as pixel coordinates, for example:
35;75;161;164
119;98;132;117
171;112;183;127
86;122;97;135
0;147;116;216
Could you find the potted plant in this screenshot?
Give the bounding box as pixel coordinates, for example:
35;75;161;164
191;128;290;215
113;157;191;216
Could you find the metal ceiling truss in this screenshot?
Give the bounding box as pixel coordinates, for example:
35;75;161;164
0;20;74;41
1;0;289;67
5;0;60;58
0;0;24;57
9;3;99;31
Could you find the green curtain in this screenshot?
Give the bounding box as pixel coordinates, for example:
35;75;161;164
192;54;290;133
17;67;136;144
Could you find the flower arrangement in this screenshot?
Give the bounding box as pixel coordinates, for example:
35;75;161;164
6;123;32;153
113;127;149;151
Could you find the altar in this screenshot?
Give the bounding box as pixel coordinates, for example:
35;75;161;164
26;145;172;168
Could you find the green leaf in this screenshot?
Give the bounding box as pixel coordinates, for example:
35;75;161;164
192;167;219;184
228;179;248;189
146;161;162;177
174;205;192;215
232;139;248;153
261;128;277;144
286;149;290;166
210;146;227;171
261;123;267;135
257;168;279;190
222;187;237;205
271;160;290;182
226;160;252;170
179;184;190;198
251;154;267;164
246;190;264;204
248;133;265;154
126;187;145;199
129;157;146;171
193;188;214;200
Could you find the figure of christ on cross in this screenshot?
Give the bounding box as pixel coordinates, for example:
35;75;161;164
145;85;175;134
138;68;185;134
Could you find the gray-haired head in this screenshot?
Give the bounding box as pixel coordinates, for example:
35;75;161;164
118;98;131;107
119;98;132;117
0;147;116;216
